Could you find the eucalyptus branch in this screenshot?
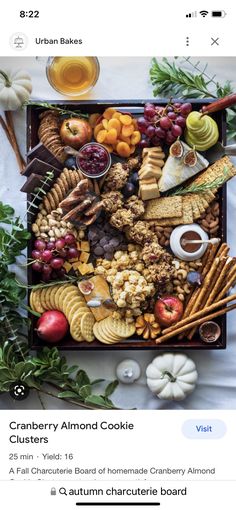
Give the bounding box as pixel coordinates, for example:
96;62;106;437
26;171;54;217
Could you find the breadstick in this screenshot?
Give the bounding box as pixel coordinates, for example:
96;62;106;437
187;255;229;339
162;292;236;335
206;257;235;303
156;303;236;344
215;265;236;301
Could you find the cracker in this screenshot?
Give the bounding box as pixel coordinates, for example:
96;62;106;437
49;285;61;309
81;312;95;342
70;311;83;342
64;295;84;319
43;196;52;213
182;197;194;223
93;322;118;344
30;289;45;314
70;170;77;189
106;318;135;338
188;195;201;220
54;284;72;310
56;177;67;197
143;196;183;220
58;285;78;311
44;286;55;310
63;168;72;188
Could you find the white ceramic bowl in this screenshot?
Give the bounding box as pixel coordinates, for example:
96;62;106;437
170;224;209;261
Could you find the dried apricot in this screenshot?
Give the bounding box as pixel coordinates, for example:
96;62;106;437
108;118;121;135
106;128;118;144
94;122;103;138
96;129;108;144
129;145;136;154
122;124;134;137
103;143;113;153
103;108;116;120
112;111;122;120
119;134;131;145
89;113;100;128
116;141;131;158
120;114;132;126
102;119;109;130
131;131;141;145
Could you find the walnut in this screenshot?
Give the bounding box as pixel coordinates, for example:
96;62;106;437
110;209;135;230
126;221;158;245
125;195;145;218
103;163;129;191
102;191;123;214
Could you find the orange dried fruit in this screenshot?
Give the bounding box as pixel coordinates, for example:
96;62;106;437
89;113;100;128
119;134;131;145
103;107;116;120
102;119;109;130
103;143;113;153
106;128;118;144
108;118;121;134
96;129;108;144
112;111;122;120
131;131;141;145
122;124;134;137
94;122;103;138
120;114;132;126
129;145;136;154
116;141;131;158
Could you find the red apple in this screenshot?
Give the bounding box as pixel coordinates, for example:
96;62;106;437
60;118;92;149
154;295;183;327
36;311;69;343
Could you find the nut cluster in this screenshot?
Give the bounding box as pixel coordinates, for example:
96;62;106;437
148;223;173;247
198;200;220;236
171;258;202;302
32;204;83;242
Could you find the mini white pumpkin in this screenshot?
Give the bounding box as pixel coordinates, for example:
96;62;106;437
0;69;32;110
146;353;198;401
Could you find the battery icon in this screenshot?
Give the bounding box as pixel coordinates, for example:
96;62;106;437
211;10;227;17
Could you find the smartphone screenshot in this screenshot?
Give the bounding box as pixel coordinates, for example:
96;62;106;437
0;1;235;509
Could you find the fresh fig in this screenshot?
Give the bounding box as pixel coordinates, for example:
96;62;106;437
187;271;203;287
78;280;94;295
169;139;184;158
184;149;198;167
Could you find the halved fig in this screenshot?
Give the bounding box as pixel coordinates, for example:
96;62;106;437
184;149;198;167
78;280;94;295
169;139;184;158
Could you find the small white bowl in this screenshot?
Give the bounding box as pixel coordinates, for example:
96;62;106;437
170;224;209;261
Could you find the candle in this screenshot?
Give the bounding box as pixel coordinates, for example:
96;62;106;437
116;359;141;384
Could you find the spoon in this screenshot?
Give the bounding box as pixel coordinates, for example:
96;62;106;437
181;237;220;246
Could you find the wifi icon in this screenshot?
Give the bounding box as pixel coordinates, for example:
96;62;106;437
200;10;209;17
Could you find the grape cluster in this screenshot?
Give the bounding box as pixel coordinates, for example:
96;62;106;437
31;234;79;282
137;102;192;147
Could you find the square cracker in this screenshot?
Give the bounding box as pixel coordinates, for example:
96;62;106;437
143;196;183;220
185;194;200;220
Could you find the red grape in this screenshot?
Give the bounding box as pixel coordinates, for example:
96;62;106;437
68;247;79;259
41;273;51;283
151;136;161;146
144;106;156;120
168;112;177;120
137;116;149;134
34;239;46;251
180;103;192;116
146;125;155;138
50;258;64;269
32;250;41;260
159;116;172;130
58;248;68;258
55;239;66;250
174;102;182;109
166;131;176;144
155;127;166;139
41;250;53;263
56;267;67;278
42;264;52;275
139;139;150;148
64;233;76;245
171;125;182;137
32;261;43;272
175;116;186;128
47;241;56;251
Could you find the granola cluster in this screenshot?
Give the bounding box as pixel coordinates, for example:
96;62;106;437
103;162;129;191
110;209;135;230
102;191;124;214
124;195;145;218
125;221;158;245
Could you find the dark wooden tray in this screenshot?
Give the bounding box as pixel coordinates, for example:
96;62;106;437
27;100;227;350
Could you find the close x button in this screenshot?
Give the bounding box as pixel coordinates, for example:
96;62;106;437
211;37;220;45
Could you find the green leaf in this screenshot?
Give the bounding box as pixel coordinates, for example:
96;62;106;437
57;391;80;399
76;369;90;387
104;380;119;397
79;385;92;398
85;395;111;408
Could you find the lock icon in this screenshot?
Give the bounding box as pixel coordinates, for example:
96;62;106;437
50;487;56;496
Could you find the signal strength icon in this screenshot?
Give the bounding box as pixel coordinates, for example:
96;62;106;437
199;10;209;17
186;11;197;18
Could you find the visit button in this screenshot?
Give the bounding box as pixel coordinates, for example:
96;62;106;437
182;420;226;439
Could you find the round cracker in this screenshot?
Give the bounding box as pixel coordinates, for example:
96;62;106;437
30;289;45;314
58;285;78;310
80;312;95;342
61;289;80;314
63;293;84;318
70;311;83;342
40;287;50;311
54;284;72;310
49;285;61;309
93;321;117;344
106;317;135;338
44;286;56;310
63;168;72;188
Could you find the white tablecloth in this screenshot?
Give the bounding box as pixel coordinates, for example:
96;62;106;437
0;56;236;410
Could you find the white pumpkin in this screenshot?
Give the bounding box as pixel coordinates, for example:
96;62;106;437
146;353;198;401
0;69;32;110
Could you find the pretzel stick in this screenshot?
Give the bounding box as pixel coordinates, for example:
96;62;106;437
162;292;236;335
156;303;236;344
187;254;229;339
178;242;220;334
206;257;235;304
178;242;226;340
215;265;236;301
